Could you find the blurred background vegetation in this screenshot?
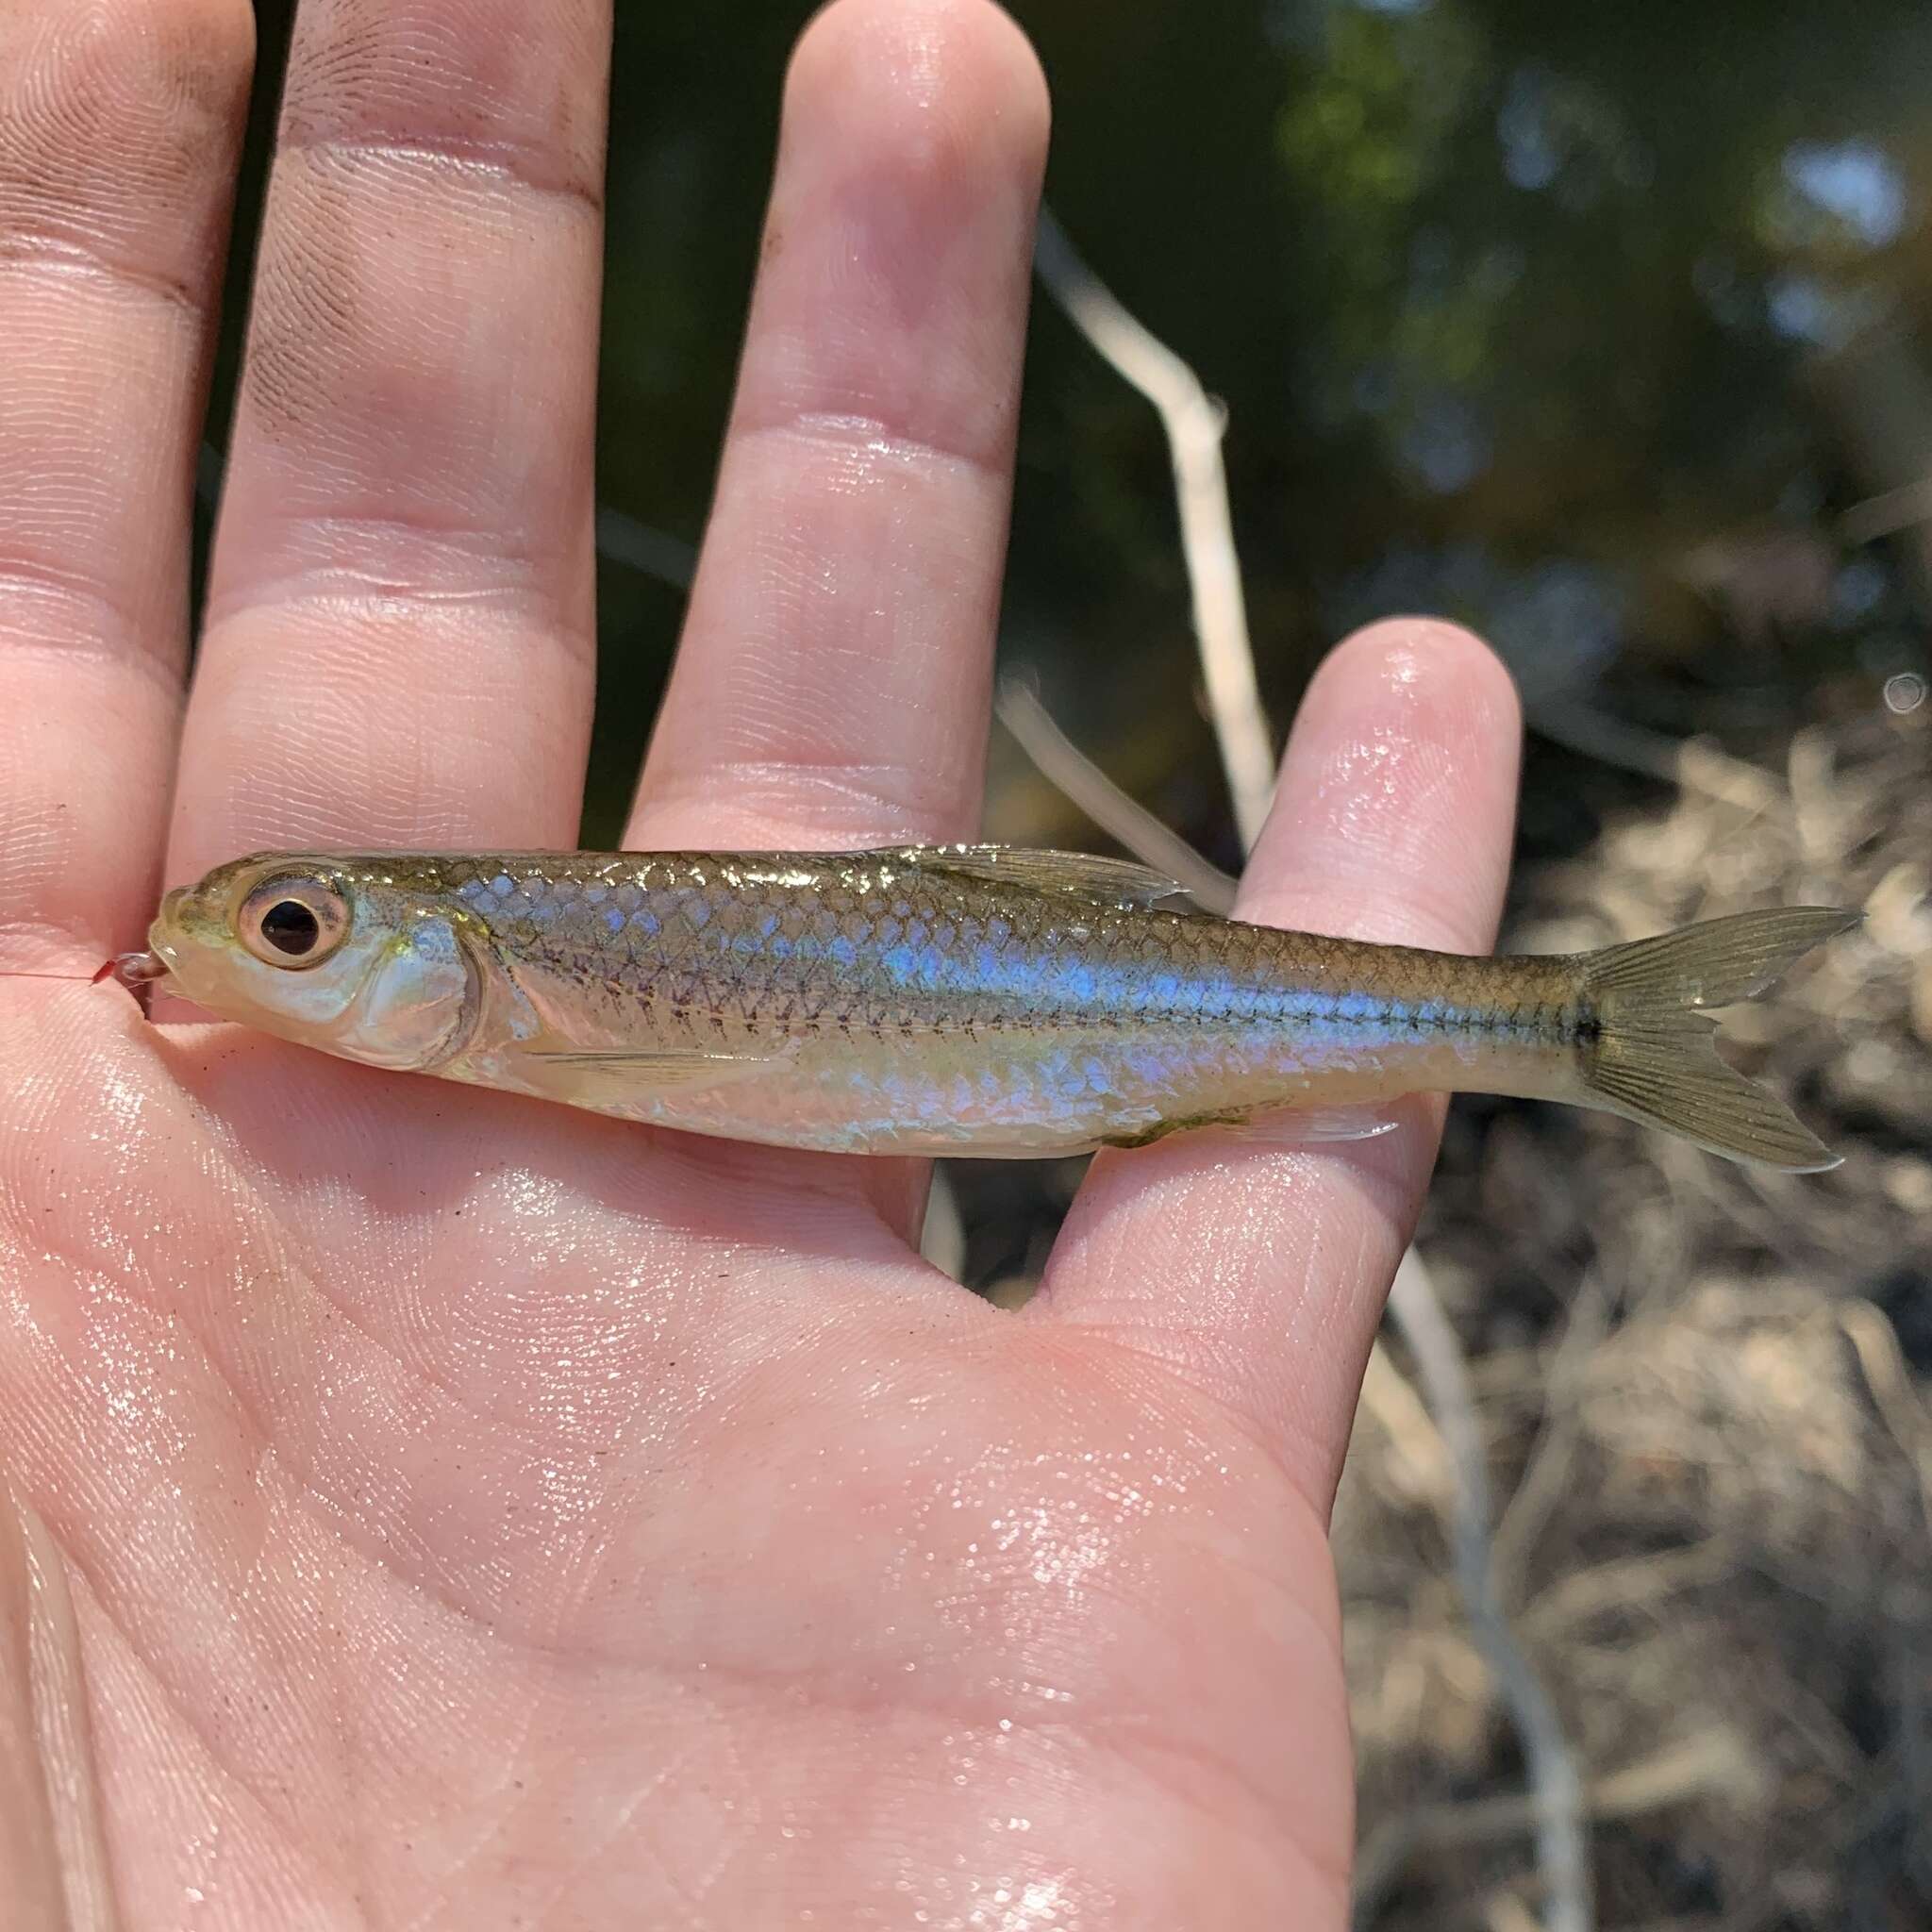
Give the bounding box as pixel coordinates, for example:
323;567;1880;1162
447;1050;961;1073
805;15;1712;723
209;0;1932;860
603;0;1932;862
215;2;1930;1925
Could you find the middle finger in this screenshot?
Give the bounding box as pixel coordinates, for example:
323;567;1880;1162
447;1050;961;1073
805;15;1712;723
169;0;610;885
625;0;1050;854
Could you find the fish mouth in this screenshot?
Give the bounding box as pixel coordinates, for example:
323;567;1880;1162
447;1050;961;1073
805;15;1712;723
142;884;235;1004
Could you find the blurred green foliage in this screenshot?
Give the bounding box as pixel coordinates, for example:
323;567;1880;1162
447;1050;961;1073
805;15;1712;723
219;0;1932;853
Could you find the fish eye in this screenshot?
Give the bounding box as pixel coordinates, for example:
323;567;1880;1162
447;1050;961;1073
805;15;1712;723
237;875;350;969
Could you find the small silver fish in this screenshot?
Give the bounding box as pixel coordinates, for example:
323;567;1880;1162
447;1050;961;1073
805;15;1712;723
130;846;1857;1169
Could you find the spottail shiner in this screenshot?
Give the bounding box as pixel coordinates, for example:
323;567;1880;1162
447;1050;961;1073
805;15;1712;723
116;846;1857;1170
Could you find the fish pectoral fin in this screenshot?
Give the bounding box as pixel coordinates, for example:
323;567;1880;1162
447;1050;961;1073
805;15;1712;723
888;844;1203;913
520;1044;783;1095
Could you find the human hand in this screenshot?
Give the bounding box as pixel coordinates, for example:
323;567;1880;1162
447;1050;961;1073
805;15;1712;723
0;1;1520;1924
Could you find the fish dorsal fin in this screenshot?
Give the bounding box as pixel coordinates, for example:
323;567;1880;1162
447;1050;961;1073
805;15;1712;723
887;845;1201;912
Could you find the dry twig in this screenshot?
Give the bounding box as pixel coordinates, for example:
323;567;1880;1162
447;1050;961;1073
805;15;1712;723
1382;1250;1593;1932
1032;208;1276;849
1840;474;1932;545
1354;1729;1748;1917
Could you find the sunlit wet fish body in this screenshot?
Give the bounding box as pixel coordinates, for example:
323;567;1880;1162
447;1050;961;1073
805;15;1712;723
133;848;1857;1170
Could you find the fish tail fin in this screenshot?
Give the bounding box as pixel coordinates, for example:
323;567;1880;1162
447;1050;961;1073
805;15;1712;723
1574;907;1858;1172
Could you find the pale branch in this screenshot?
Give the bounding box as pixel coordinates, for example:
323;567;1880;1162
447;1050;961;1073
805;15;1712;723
1383;1248;1592;1932
1032;208;1277;850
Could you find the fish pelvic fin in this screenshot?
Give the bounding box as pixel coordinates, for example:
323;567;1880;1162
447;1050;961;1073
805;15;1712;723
1101;1104;1399;1151
1574;907;1859;1172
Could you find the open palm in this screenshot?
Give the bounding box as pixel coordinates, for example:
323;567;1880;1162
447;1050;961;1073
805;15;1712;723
0;2;1522;1924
